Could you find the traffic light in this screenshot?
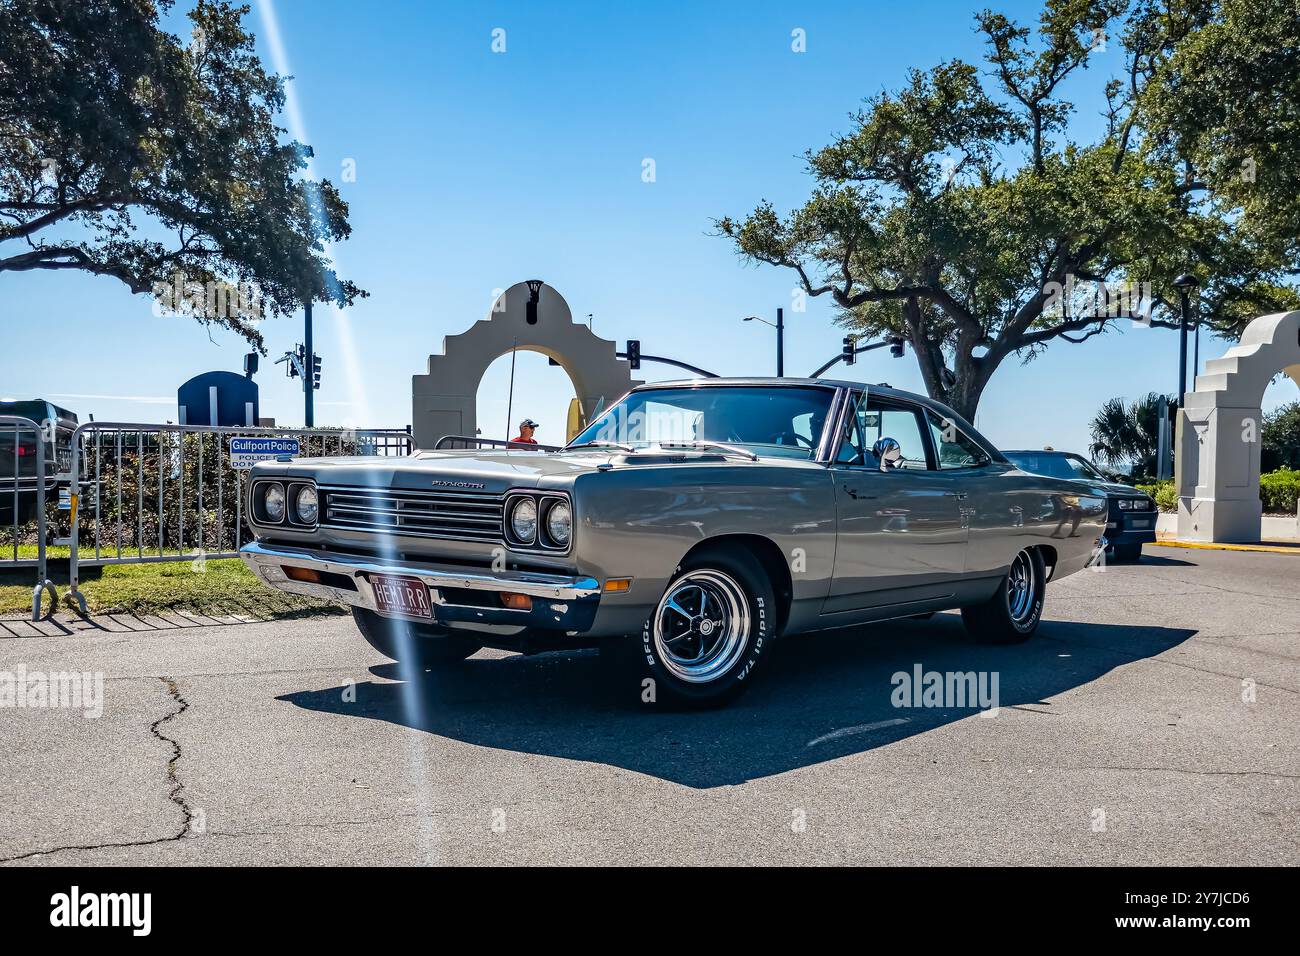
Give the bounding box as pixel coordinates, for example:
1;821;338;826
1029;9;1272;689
626;339;641;370
312;353;322;390
842;336;856;366
889;336;906;358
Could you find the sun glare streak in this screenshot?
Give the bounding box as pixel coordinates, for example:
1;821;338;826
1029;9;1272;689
257;0;439;864
255;0;372;427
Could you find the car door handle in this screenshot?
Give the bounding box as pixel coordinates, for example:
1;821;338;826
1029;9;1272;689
946;491;968;500
843;485;876;499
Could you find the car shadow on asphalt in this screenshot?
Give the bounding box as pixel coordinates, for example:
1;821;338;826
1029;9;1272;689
277;613;1197;789
1127;554;1198;566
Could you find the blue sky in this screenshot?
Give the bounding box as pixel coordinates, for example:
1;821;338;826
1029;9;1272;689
3;0;1295;453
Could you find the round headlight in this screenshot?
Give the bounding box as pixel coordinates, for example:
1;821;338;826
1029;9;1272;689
510;497;538;542
546;501;572;547
263;483;286;522
295;485;318;524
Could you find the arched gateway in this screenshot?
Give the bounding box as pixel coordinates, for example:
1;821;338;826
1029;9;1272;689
1177;310;1300;542
412;280;642;449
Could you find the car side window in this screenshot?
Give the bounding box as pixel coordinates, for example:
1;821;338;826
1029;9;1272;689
926;410;990;469
871;406;930;469
836;393;870;464
836;394;931;470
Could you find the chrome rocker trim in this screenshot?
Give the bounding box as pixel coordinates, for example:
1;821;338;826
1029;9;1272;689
239;540;601;631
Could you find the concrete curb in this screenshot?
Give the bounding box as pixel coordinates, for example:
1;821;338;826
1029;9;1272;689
1154;538;1300;555
0;608;278;638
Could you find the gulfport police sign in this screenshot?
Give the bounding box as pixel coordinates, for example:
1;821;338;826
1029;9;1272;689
229;437;300;470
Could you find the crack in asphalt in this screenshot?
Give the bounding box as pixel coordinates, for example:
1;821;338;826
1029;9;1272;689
0;676;193;865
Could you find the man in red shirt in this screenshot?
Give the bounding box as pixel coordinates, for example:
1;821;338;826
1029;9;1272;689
510;418;539;446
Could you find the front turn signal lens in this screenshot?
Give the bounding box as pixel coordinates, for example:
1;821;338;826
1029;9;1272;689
284;566;320;583
500;592;532;611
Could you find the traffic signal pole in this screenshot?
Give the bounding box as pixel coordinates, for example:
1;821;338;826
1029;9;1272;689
303;300;314;428
809;336;905;378
618;342;718;378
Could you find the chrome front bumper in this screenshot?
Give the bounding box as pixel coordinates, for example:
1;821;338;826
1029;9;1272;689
239;540;601;632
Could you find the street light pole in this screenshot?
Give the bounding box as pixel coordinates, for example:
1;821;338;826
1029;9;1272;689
776;307;784;377
1193;321;1200;385
743;311;784;376
1173;273;1198;402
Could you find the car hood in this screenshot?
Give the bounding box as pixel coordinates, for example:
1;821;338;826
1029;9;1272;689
255;447;768;496
1090;480;1147;497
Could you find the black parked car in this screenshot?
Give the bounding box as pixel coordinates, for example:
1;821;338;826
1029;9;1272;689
1003;449;1156;562
0;399;78;527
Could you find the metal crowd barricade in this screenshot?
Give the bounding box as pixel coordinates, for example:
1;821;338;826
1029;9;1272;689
66;422;414;613
434;435;564;452
0;415;59;620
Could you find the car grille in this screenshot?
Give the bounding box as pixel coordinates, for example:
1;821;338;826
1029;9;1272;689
320;486;504;543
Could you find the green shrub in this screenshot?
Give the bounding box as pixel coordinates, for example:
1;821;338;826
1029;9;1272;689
1136;479;1177;513
1260;468;1300;514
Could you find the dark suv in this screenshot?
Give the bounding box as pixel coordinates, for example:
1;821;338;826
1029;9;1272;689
0;399;78;527
1003;449;1156;562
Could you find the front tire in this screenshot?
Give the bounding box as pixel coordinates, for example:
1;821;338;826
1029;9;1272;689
614;546;775;709
352;608;481;669
961;547;1046;644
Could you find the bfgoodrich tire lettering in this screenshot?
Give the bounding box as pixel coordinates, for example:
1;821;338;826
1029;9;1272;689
630;545;775;708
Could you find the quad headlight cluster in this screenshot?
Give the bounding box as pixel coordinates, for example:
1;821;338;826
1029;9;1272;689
505;492;572;551
252;480;319;527
1117;496;1153;511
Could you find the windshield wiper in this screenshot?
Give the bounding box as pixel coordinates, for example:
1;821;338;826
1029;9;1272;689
564;440;636;453
658;441;759;461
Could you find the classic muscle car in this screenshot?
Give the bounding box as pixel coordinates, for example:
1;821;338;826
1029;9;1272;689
240;379;1107;706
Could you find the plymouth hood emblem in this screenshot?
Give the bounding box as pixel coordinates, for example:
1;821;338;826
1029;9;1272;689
431;479;486;490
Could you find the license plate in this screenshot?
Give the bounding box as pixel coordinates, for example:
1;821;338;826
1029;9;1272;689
1129;518;1150;529
370;574;433;620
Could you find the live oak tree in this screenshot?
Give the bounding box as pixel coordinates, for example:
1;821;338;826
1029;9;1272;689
0;0;362;348
717;0;1300;419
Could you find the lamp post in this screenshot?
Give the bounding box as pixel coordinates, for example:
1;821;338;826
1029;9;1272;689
743;308;784;376
1173;273;1198;402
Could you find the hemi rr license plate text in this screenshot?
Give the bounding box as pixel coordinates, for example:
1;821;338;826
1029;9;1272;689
370;574;433;620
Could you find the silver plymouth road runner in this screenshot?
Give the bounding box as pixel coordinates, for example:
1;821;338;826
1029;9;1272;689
240;379;1107;707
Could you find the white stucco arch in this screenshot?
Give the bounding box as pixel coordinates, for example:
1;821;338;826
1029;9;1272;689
411;281;642;448
1176;310;1300;542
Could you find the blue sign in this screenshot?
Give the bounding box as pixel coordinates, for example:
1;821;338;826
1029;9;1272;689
229;437;300;469
178;370;259;426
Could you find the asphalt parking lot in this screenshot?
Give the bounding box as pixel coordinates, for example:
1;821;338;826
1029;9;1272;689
1;544;1297;866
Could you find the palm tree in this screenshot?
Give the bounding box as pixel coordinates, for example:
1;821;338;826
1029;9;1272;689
1089;393;1168;479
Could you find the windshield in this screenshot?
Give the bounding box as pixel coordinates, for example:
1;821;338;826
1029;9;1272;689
1005;451;1106;481
568;385;836;460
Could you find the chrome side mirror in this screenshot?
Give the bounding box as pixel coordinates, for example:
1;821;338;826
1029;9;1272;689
872;437;903;471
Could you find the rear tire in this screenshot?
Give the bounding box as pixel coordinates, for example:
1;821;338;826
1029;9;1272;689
1111;542;1143;563
611;546;775;709
961;547;1046;644
352;608;481;668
